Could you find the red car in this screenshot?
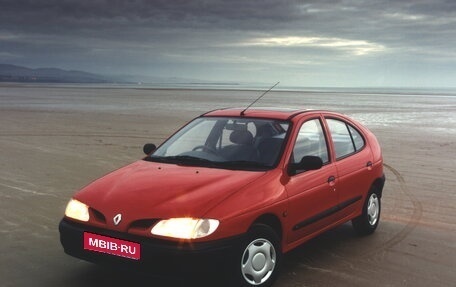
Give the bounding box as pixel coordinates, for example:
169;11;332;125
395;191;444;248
60;108;384;287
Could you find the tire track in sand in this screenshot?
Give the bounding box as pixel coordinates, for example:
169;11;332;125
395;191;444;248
364;163;423;255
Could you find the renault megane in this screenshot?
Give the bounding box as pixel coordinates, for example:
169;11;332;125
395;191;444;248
59;107;385;287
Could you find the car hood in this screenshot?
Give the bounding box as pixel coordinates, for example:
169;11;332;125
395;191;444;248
75;160;266;231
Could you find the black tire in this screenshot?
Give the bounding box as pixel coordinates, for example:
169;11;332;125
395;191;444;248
352;186;381;236
232;224;282;287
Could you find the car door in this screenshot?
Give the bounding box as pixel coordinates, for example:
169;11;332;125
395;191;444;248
285;117;338;244
324;116;374;219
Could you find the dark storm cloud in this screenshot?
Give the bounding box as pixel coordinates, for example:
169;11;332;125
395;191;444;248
1;0;455;37
0;0;303;32
2;0;455;46
0;0;306;60
1;0;456;86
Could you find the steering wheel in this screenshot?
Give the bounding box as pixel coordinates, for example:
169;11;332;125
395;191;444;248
192;145;217;154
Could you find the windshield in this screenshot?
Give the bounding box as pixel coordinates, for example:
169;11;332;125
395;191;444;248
146;117;290;171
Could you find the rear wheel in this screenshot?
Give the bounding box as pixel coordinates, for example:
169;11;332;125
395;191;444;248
234;224;282;287
352;187;381;235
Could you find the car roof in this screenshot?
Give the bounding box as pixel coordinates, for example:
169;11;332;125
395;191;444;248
203;107;315;120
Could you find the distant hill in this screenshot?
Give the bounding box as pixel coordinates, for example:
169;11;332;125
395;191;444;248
0;64;114;83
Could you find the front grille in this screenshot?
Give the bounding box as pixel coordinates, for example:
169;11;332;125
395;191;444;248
90;208;106;223
128;219;159;231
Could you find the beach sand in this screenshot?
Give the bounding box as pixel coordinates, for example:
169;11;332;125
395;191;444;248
0;84;455;286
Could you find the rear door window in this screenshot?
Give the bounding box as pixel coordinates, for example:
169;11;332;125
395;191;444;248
326;118;365;159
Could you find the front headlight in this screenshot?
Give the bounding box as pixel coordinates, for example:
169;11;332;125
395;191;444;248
151;218;219;239
65;199;90;222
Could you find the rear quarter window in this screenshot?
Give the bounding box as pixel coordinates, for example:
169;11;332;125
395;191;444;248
348;124;365;151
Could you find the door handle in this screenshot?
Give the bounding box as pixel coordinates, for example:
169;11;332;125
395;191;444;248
366;161;373;170
327;175;336;188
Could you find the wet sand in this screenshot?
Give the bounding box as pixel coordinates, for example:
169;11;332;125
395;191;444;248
0;84;455;286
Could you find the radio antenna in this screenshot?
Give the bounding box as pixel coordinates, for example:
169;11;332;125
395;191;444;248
240;81;280;116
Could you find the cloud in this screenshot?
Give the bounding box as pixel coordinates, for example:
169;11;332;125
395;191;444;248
1;0;456;86
384;12;427;21
242;36;386;56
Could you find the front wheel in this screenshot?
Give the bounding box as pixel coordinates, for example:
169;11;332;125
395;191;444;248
234;224;282;287
352;187;381;235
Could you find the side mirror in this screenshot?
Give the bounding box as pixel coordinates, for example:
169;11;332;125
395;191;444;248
143;143;156;155
288;155;323;175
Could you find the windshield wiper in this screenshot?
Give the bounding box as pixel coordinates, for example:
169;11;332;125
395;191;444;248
145;156;269;170
145;155;214;166
169;155;213;163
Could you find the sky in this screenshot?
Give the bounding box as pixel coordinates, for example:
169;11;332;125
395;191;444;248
1;0;456;88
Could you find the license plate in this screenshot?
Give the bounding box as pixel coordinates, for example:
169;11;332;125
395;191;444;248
84;232;141;260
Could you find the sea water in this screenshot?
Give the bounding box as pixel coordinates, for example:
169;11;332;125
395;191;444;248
1;83;455;133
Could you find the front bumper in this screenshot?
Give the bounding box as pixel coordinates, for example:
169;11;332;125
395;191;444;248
59;218;243;275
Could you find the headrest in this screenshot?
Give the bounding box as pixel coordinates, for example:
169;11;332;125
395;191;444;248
230;130;253;145
256;124;273;137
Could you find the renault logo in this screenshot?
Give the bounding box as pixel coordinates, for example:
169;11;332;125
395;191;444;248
113;213;122;226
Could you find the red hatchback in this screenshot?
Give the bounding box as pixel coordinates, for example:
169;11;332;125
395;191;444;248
60;108;385;286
